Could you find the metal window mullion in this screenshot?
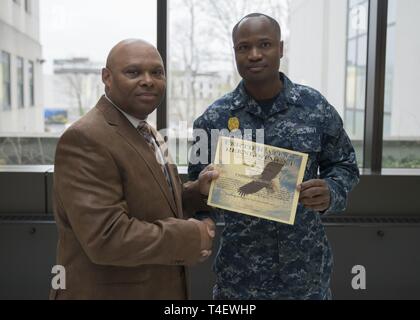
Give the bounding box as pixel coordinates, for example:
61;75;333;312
363;0;388;172
343;0;350;129
157;0;168;130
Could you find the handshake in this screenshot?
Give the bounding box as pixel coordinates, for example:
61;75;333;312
188;164;219;263
189;218;216;262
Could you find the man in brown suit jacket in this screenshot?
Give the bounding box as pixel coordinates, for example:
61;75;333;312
50;39;218;300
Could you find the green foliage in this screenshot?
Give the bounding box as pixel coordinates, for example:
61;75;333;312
383;155;420;169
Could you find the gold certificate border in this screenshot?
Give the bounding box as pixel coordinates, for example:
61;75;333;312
207;136;308;225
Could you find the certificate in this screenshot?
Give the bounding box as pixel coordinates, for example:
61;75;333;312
207;137;308;225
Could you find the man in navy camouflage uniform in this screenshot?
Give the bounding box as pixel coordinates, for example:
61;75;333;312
188;13;360;300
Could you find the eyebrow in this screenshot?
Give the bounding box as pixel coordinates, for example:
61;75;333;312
123;63;164;70
235;37;275;44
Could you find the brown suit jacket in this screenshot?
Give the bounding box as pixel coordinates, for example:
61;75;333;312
50;96;207;300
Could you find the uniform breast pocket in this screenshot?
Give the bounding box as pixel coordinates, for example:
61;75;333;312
292;133;322;155
291;133;322;179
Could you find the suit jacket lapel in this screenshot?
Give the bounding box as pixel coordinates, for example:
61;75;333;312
96;96;178;217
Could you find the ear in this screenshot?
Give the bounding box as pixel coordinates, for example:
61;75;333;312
102;68;111;89
279;41;284;59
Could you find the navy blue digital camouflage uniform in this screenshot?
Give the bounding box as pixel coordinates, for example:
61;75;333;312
188;73;360;300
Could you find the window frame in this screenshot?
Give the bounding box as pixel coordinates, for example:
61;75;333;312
28;60;35;107
344;0;369;141
16;56;25;109
1;0;418;176
25;0;32;14
363;0;389;172
1;51;12;111
158;0;404;174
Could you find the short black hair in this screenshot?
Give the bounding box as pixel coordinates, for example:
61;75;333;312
232;13;281;41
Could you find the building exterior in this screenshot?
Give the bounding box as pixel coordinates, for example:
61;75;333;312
43;57;104;133
0;0;44;133
288;0;351;135
288;0;420;142
168;69;234;132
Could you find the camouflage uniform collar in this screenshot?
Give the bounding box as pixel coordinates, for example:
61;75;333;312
230;73;302;117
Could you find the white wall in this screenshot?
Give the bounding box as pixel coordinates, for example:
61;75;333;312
289;0;325;90
288;0;347;116
390;0;420;138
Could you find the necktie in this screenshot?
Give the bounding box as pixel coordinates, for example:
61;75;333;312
137;121;173;190
137;121;157;154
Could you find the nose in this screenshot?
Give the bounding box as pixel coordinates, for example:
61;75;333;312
139;72;153;87
248;47;262;61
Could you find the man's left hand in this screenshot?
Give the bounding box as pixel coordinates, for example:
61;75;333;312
297;179;331;212
198;164;220;196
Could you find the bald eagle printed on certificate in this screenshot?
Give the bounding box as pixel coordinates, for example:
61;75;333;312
238;161;285;197
208;137;308;225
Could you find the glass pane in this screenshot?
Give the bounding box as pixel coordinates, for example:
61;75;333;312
17;57;24;108
345;1;368;164
348;2;358;39
357;34;367;67
388;0;397;25
29;61;35;106
345;109;355;137
348;0;368;38
355;110;364;140
6;62;11;109
0;57;3;109
382;0;420;169
358;1;369;36
1;51;12;110
384;25;395;114
346;66;356;110
355;66;366;110
383;114;391;138
347;38;357;66
0;0;157;165
168;0;365;166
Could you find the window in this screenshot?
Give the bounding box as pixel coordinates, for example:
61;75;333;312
1;0;418;170
1;51;11;111
344;0;369;164
41;0;157;135
169;0;364;165
0;0;157;165
17;57;25;108
383;9;395;138
29;61;35;106
25;0;31;13
169;0;289;164
382;0;420;169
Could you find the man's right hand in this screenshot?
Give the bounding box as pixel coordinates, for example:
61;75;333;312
189;218;216;262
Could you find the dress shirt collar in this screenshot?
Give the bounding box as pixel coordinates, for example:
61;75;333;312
104;93;147;128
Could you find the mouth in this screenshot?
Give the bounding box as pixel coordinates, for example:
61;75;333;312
247;65;267;73
135;93;158;101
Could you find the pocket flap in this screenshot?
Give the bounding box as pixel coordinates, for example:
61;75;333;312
292;133;322;153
